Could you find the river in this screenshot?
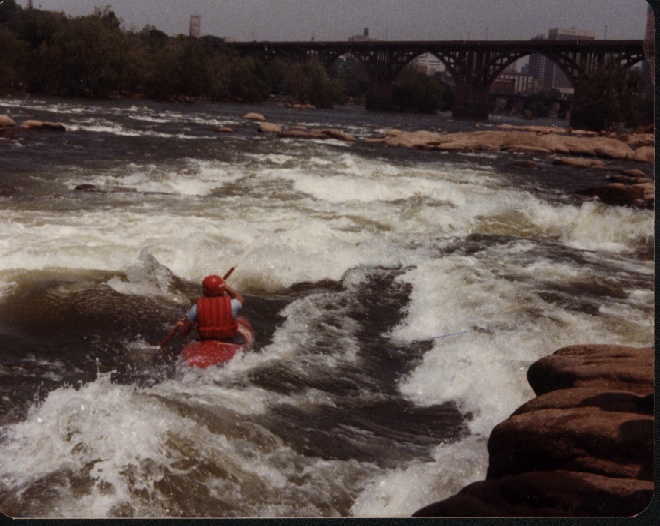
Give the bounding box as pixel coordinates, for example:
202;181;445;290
0;96;653;518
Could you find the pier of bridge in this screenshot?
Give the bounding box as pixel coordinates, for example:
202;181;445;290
229;39;645;122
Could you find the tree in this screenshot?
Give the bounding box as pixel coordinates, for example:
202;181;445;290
0;27;27;91
0;0;20;26
571;65;651;130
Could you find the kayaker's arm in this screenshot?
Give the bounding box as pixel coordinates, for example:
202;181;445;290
224;284;244;305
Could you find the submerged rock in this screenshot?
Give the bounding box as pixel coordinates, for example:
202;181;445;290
553;157;606;169
21;120;66;131
576;183;654;209
413;344;654;518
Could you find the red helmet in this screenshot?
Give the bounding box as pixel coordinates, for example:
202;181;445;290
202;274;226;297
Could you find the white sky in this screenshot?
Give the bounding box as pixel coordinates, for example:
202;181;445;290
20;0;649;41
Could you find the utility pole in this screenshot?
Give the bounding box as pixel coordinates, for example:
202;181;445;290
603;24;608;39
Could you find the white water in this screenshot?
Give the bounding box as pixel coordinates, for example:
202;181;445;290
0;98;654;517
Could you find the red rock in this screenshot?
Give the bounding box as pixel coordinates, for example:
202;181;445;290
212;126;233;133
621;169;648;178
527;345;654;396
413;471;653;517
0;115;16;127
633;146;654;163
242;112;266;121
321;128;356;142
278;127;325;139
258;122;283;133
488;406;653;479
21;120;66;131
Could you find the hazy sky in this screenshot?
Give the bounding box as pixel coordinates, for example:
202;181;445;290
20;0;649;41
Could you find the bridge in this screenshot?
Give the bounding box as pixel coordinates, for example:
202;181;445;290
228;40;645;120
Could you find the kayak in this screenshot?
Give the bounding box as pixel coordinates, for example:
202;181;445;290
182;317;255;368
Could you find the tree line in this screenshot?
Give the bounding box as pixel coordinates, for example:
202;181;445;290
0;2;453;113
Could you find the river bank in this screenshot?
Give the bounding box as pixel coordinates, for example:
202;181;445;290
413;344;654;517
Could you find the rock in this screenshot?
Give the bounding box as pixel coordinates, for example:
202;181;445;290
488;406;653;480
511;160;539;169
505;145;551;154
621;169;647;178
382;129;634;160
74;184;100;192
513;387;653;416
577;183;654;207
412;344;654;518
363;137;386;143
0;115;16;127
633;146;654;163
321;128;356;142
553;157;606;169
496;124;567;135
607;175;651;185
623;133;654;148
569;129;600;137
242;112;266;121
413;471;653;517
278;127;325;139
258;122;283;134
21;120;66;131
212;126;233;133
527;345;654;396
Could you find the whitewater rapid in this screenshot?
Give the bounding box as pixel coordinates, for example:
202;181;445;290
0;97;653;517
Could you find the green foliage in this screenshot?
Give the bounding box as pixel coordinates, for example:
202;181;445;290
0;0;20;25
28;12;130;97
521;90;562;119
0;27;27;91
571;65;651;131
282;59;344;108
391;67;452;113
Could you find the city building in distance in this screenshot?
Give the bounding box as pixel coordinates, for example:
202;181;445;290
189;15;201;38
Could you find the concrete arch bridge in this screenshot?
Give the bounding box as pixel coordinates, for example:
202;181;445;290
230;40;645;120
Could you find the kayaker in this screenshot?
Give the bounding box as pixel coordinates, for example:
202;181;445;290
175;274;245;343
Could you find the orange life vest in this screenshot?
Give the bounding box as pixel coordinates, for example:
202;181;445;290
196;296;238;340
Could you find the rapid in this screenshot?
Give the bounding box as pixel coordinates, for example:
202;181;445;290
0;97;653;518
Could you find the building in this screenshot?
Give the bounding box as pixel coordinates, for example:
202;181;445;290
528;28;595;93
349;28;373;42
492;71;538;94
189;15;201;38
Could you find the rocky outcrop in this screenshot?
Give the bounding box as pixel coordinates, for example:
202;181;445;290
633;146;654;163
413;345;654;518
242;112;266;121
321;128;357;142
278;127;325;139
20;120;66;131
0;115;16;127
258;122;283;134
382;129;637;160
